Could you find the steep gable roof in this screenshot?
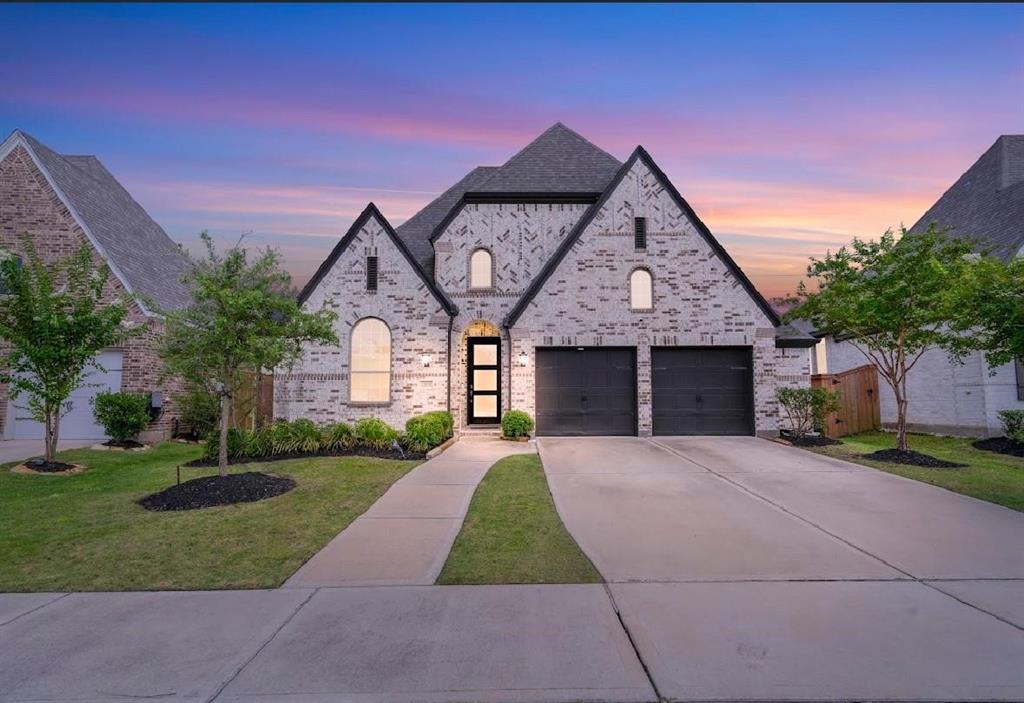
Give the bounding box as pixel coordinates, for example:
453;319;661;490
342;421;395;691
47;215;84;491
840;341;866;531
473;122;622;194
2;130;192;312
503;146;801;345
395;166;496;273
911;135;1024;260
298;202;457;315
393;123;623;273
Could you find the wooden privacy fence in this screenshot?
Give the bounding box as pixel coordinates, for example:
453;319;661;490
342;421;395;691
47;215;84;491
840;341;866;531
230;372;274;430
811;364;880;439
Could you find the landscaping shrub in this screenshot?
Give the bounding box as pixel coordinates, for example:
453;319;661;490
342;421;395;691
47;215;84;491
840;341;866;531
202;427;246;462
998;410;1024;443
174;385;219;438
405;411;454;452
322;422;354;451
91;391;151;444
777;387;841;439
354;417;399;450
501;409;534;438
241;426;273;458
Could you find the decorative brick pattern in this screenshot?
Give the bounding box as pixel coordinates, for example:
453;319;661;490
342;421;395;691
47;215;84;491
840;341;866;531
0;145;180;441
274;214;450;429
507;158;808;436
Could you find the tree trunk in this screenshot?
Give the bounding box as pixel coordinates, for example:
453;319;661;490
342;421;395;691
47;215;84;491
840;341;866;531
44;407;58;463
894;388;910;453
218;392;231;478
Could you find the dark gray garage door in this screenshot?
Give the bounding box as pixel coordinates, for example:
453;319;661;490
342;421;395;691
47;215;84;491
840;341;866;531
535;348;637;436
651;347;754;436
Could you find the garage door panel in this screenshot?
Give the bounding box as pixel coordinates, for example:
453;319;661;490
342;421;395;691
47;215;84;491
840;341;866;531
535;348;637;436
652;347;753;436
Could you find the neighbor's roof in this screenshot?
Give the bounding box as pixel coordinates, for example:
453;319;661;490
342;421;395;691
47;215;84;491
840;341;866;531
911;135;1024;261
394;123;622;274
8;130;192;311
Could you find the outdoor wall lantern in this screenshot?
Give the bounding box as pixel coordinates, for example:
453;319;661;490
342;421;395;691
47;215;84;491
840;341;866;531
420;353;433;367
518;352;529;367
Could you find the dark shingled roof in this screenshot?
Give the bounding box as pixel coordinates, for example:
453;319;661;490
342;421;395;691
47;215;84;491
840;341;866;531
15;131;192;311
473;122;622;194
395;166;496;273
911;135;1024;261
394;123;622;274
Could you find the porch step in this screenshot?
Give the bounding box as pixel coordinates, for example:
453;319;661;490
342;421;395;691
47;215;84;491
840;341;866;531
458;425;502;438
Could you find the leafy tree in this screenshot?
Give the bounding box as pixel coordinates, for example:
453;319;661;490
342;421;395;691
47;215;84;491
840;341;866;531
786;225;975;452
0;237;135;462
948;255;1024;369
159;234;337;476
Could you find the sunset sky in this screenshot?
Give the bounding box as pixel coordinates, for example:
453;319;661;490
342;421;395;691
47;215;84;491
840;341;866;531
1;3;1020;297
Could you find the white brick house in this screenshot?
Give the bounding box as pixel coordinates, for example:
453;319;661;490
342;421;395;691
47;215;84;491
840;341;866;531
276;124;815;437
817;135;1024;437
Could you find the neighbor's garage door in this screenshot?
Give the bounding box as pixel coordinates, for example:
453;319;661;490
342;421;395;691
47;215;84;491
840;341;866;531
535;347;636;436
651;347;754;436
7;350;123;440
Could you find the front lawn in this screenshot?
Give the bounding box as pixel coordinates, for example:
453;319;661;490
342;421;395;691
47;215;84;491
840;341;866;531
1;442;419;591
813;431;1024;512
437;453;601;584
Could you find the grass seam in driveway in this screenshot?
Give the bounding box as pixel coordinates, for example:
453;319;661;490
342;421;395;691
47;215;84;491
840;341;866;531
436;452;602;585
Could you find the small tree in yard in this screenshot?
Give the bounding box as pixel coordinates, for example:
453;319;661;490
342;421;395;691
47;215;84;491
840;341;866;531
786;225;975;453
948;255;1024;370
159;234;337;476
0;237;135;463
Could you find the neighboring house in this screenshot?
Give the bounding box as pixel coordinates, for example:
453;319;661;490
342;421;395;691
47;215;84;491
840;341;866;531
276;124;815;437
0;129;192;442
818;135;1024;437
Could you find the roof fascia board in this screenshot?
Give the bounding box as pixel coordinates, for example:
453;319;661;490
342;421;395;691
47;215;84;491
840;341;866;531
775;337;817;349
463;192;601;205
298;203;457;315
2;131;154;317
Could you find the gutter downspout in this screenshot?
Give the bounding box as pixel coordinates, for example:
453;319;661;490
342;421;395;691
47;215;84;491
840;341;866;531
503;322;512;417
446;314;454;415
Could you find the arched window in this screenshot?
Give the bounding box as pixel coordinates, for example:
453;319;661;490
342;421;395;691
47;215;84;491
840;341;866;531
630;269;653;310
470;248;493;289
350;318;391;402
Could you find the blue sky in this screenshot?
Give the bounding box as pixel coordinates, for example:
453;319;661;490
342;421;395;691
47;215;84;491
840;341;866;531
1;3;1020;295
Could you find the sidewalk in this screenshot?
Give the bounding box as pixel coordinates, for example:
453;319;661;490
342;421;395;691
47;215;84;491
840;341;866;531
284;437;535;588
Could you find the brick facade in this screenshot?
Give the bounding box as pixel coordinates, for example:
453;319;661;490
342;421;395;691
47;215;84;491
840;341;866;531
0;144;180;441
274;213;451;428
284;155;809;436
507;158;808;436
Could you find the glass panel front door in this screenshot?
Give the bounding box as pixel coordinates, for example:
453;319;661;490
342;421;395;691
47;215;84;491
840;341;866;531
468;337;500;424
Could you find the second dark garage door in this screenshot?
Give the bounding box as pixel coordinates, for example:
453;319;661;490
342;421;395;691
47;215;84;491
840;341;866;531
651;347;754;436
535;347;637;436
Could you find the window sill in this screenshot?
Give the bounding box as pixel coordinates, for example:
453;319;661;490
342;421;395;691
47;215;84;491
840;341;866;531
630;308;654;313
348;401;392;407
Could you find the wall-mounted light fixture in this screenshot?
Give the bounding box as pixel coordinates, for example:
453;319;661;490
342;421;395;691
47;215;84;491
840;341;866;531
518;352;529;367
420;353;433;367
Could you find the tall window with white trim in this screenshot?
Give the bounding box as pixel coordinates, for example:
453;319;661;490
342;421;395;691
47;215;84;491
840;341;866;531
630;269;653;310
470;248;493;289
350;318;391;402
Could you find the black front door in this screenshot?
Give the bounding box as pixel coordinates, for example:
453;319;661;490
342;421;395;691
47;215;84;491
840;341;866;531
467;337;500;424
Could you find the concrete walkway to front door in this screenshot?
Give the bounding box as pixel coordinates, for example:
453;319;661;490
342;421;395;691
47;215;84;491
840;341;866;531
285;437;535;587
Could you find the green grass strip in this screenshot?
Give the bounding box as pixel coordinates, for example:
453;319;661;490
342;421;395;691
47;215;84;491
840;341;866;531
816;431;1024;512
437;453;601;585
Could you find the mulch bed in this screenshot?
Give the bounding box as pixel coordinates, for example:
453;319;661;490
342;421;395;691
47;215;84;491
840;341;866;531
102;439;147;449
785;434;840;447
861;448;966;469
138;472;296;511
972;436;1024;458
16;458;82;474
183;446;425;468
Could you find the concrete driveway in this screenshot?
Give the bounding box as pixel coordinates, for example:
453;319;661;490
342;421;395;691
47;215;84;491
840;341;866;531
539;436;1024;701
0;439;93;465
